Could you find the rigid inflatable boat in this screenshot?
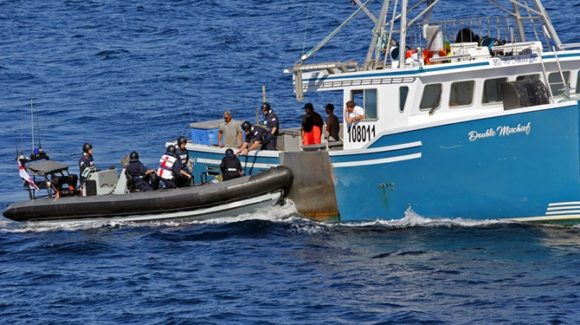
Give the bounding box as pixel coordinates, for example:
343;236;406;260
3;165;293;223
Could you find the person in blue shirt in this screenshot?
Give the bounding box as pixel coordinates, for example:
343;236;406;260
126;151;156;192
236;121;271;155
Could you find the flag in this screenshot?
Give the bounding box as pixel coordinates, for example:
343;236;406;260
18;159;39;190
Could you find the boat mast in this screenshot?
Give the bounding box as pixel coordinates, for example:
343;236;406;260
363;0;390;70
511;2;526;42
398;0;408;69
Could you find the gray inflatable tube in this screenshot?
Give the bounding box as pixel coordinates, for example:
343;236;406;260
3;166;293;222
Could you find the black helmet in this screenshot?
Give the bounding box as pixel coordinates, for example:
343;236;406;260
241;121;252;132
129;151;139;160
166;145;176;154
303;102;314;111
225;148;234;156
82;143;93;153
261;102;271;111
177;136;187;146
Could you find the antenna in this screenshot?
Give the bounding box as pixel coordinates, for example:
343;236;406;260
30;98;34;153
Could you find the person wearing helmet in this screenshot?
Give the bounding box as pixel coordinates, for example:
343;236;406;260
30;147;50;161
220;148;243;181
236;121;271;155
260;102;279;150
79;143;95;182
156;145;184;189
218;111;243;148
175;136;193;187
126;151;156;192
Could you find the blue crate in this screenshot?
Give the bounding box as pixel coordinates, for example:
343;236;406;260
191;128;219;146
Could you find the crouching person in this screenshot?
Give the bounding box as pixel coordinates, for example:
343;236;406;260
220;149;243;181
126;151;156;192
157;145;182;189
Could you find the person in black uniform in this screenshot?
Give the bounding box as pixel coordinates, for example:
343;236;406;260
175;136;193;187
261;102;279;151
236;121;271;155
126;151;156;192
79;143;95;182
30;147;50;161
220;148;243;181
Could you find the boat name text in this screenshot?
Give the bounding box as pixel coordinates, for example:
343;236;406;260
468;122;531;142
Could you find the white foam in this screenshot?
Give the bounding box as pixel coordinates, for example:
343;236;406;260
0;206;544;234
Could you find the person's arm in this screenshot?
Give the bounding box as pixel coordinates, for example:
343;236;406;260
236;141;249;156
220;159;226;175
218;129;224;147
237;129;243;148
248;140;261;151
236;160;243;176
270;114;279;135
344;109;352;125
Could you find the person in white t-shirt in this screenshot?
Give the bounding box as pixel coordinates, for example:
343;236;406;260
344;100;364;127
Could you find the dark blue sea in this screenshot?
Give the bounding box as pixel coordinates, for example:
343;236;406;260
1;0;579;323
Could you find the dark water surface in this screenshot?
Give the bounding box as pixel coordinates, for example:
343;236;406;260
1;0;579;323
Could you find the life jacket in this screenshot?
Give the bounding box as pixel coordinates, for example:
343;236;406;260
157;154;177;180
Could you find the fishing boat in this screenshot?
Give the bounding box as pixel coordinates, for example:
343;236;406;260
3;160;293;223
190;0;579;223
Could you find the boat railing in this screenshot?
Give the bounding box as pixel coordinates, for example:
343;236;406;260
560;43;580;50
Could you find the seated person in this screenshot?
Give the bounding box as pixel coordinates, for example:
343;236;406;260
220;149;243;181
126;151;156;192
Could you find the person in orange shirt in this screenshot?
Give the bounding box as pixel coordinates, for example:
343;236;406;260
301;103;324;146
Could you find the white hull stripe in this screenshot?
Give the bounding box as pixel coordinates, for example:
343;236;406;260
199;153;422;169
330;141;422;156
196;158;277;169
35;192;282;225
508;215;580;222
547;205;580;211
546;210;580;215
333;153;422;168
548;201;580;207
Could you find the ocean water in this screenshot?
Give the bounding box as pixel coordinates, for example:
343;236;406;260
1;0;579;323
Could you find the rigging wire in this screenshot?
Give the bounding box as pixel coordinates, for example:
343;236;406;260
301;0;312;56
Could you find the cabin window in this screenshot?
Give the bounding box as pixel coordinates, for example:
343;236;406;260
482;78;507;104
420;84;442;110
577;71;580;94
516;74;539;81
351;89;377;119
400;86;409;112
449;81;475;107
548;71;570;96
